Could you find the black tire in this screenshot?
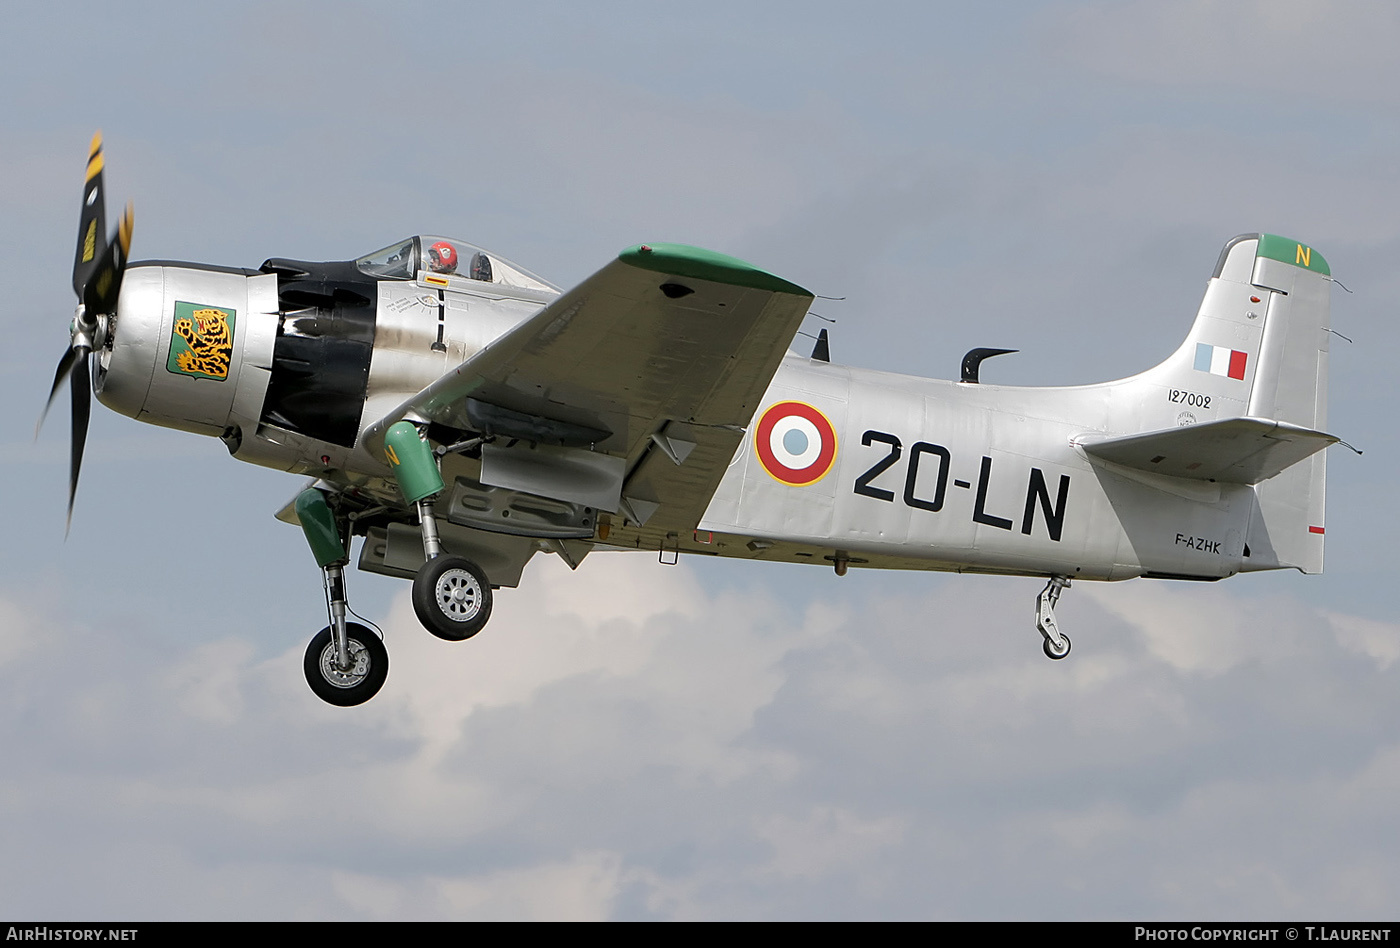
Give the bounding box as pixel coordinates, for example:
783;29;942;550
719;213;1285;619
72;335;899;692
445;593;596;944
1043;633;1071;661
412;555;493;641
303;623;389;707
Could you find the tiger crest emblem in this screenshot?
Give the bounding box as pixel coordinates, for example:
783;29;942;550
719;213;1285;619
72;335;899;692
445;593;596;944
167;302;235;381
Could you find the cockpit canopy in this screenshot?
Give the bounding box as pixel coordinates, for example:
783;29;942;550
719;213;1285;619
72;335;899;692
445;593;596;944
355;236;557;292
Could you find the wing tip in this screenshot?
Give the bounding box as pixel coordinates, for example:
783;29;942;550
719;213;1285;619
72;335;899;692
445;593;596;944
619;243;811;297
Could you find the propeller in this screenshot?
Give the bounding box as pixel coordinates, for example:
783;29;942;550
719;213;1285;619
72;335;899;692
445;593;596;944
37;132;133;531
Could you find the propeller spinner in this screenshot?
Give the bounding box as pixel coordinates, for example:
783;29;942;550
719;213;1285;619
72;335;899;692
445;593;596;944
37;132;133;530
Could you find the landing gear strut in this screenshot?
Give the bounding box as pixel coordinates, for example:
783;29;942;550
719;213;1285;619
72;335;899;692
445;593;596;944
410;500;492;640
385;422;495;642
1035;576;1072;660
296;487;389;706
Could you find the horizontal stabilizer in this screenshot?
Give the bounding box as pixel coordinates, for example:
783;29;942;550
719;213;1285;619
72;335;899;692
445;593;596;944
1077;417;1337;485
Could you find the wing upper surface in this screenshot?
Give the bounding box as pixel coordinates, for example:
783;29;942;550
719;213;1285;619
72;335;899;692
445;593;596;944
363;244;813;522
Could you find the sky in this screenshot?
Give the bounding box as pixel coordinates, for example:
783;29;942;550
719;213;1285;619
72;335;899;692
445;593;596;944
1;0;1398;921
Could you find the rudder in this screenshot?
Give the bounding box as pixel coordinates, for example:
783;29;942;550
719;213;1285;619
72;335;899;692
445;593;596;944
1238;234;1332;573
1244;233;1331;431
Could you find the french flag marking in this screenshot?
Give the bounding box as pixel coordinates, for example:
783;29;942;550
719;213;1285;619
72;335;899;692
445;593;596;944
1194;343;1248;380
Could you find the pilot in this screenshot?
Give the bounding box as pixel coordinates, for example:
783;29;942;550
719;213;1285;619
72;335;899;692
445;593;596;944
426;241;459;274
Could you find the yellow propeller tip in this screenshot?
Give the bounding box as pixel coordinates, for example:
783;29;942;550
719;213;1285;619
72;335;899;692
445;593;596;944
119;201;134;252
85;137;105;183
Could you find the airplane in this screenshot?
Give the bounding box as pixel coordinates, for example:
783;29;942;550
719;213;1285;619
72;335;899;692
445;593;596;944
42;134;1343;706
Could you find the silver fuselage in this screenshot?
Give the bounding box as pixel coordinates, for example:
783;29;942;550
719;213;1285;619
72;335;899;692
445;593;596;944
95;235;1327;587
699;354;1254;582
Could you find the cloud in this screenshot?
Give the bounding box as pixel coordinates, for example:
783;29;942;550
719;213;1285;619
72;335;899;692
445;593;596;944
330;851;626;922
2;553;1399;919
1328;611;1400;670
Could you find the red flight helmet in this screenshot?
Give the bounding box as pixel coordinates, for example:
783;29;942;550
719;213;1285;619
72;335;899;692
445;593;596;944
427;241;459;273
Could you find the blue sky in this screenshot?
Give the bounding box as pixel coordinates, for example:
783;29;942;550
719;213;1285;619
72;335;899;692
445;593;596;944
1;0;1398;920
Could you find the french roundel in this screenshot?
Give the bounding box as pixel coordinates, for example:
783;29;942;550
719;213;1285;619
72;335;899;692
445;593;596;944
755;401;838;487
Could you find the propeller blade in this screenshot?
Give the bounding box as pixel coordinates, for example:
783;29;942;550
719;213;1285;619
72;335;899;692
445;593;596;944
51;136;129;533
72;131;107;299
82;201;132;315
36;345;83;439
67;347;91;532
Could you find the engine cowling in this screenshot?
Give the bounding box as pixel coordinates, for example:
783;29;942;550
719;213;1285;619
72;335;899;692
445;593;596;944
96;262;279;440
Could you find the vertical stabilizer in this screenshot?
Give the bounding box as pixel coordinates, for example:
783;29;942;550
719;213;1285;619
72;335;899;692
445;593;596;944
1130;235;1328;425
1123;233;1331;573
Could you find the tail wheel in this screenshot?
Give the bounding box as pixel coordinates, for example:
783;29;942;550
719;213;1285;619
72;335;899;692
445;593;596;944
412;555;493;641
303;623;388;706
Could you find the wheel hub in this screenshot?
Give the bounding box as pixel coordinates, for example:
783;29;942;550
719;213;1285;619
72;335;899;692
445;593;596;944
319;638;371;688
434;569;481;621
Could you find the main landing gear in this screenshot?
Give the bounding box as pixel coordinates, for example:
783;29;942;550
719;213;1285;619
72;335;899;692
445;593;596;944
409;509;493;640
296;488;389;706
1035;575;1071;660
294;422;498;707
385;420;495;641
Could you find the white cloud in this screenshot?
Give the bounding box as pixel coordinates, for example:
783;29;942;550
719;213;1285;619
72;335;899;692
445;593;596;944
0;596;43;669
1328;611;1400;670
1082;580;1286;675
755;805;906;882
330;851;626;922
3;553;1398;919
